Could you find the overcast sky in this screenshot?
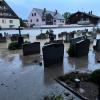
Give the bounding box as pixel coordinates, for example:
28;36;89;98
5;0;100;19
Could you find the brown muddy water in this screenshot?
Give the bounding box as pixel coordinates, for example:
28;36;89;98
0;38;100;100
0;27;100;100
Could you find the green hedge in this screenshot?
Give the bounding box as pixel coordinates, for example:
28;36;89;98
8;41;31;50
24;41;30;44
67;44;75;57
90;69;100;85
8;42;21;50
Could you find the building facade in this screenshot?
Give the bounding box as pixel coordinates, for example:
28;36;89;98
0;0;20;28
28;8;65;27
68;11;100;25
22;20;29;27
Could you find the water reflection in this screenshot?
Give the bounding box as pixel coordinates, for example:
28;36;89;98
95;51;100;62
67;56;88;72
44;63;64;85
20;54;42;67
75;56;88;69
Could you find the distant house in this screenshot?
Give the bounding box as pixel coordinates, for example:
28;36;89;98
0;0;20;28
28;8;65;27
22;20;29;27
67;11;100;25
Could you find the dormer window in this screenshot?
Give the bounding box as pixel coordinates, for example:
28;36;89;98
34;13;36;16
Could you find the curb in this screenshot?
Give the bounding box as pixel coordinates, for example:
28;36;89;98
55;79;88;100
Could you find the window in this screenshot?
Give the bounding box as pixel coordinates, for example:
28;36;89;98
32;13;34;16
9;25;14;28
81;14;83;16
42;19;45;21
30;19;32;22
2;20;4;23
2;19;6;23
86;18;89;21
60;19;62;22
62;20;64;23
34;13;36;16
76;14;78;17
36;19;39;22
9;20;13;23
54;20;56;22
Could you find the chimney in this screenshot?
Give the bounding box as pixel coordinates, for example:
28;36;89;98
88;12;91;15
91;11;92;15
54;10;57;15
43;8;46;15
44;8;46;13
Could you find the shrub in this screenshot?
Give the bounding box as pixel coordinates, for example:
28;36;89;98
24;40;30;44
8;42;21;50
46;30;50;35
36;33;48;39
67;44;75;57
90;69;100;85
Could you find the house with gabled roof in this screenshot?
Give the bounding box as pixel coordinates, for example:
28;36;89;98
0;0;20;28
67;11;100;25
28;8;65;27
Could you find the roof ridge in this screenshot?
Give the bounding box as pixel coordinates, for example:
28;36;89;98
33;8;65;20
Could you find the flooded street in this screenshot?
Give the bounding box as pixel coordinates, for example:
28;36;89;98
0;44;81;100
0;27;100;100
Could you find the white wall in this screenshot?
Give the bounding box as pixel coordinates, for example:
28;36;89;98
28;9;45;26
0;18;20;28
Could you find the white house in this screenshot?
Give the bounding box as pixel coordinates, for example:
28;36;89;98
0;0;20;28
28;8;65;27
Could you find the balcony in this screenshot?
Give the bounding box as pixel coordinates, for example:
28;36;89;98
77;20;90;25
